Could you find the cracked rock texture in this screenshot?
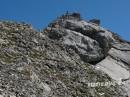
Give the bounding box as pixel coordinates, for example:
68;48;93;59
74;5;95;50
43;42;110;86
0;13;130;97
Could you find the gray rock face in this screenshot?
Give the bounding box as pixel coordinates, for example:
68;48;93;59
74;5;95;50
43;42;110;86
0;13;130;97
46;27;104;63
62;29;104;63
96;42;130;96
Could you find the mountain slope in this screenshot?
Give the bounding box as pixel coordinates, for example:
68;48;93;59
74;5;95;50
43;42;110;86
0;13;129;97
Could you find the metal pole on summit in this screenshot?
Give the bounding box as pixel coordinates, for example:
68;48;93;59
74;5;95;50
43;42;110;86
65;11;69;19
66;11;69;15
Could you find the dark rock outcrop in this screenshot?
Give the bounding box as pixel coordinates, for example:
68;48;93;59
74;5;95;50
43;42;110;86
89;19;100;26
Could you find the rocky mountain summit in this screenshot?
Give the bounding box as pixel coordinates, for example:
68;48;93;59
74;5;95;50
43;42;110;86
0;13;130;97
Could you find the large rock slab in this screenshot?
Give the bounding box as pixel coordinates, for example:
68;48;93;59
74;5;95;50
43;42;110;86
96;56;130;81
46;28;104;63
96;42;130;96
109;48;130;65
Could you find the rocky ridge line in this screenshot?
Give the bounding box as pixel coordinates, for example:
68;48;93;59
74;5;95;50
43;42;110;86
0;13;129;97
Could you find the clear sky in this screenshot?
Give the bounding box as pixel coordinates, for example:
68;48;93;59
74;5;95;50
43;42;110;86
0;0;130;41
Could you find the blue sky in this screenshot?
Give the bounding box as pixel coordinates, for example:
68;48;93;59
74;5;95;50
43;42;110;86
0;0;130;41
